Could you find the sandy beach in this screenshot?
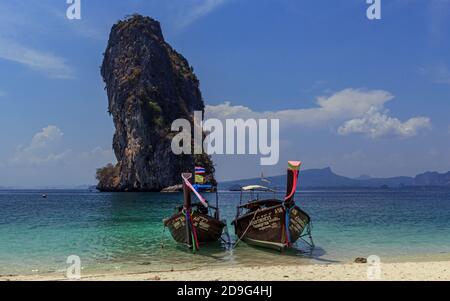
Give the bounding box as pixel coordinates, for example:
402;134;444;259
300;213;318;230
2;261;450;281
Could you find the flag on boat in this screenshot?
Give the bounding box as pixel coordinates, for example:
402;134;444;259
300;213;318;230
195;174;205;184
195;166;206;174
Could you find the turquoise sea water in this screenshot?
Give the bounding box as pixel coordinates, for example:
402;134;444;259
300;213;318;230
1;189;450;276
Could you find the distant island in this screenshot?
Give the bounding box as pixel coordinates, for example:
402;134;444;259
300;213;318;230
220;167;450;190
0;185;96;190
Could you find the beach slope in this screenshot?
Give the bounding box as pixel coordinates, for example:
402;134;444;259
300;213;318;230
2;261;450;281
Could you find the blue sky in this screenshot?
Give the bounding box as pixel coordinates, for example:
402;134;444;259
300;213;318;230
0;0;449;186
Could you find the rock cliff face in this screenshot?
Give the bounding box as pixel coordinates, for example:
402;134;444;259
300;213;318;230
97;15;214;192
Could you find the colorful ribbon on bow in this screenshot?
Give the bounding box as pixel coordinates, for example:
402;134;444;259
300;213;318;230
184;209;199;251
182;173;208;208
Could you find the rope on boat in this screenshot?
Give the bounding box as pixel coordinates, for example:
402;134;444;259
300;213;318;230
231;209;260;249
220;222;232;248
160;225;167;249
299;220;315;249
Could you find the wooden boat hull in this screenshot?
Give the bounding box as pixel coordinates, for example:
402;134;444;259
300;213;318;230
164;211;225;246
232;203;310;251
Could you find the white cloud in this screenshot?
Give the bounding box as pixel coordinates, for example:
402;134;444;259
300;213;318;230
0;39;74;79
206;88;392;125
0;3;37;39
0;3;74;79
29;125;63;149
205;88;431;139
337;107;432;138
79;146;115;163
11;125;71;166
1;121;116;185
175;0;229;29
8;126;116;169
0;90;5;97
427;0;450;42
420;64;450;85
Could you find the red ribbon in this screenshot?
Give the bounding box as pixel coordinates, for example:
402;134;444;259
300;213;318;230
284;170;299;201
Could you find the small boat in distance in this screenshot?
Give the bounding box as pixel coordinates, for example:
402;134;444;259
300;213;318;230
232;161;313;251
163;173;225;251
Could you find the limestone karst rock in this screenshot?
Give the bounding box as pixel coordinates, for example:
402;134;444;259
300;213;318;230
97;15;215;192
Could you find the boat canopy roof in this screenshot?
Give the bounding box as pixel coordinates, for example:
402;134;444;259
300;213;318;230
241;185;274;192
238;199;282;209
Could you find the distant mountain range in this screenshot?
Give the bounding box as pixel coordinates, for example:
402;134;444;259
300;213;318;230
220;167;450;190
2;168;450;191
0;185;95;190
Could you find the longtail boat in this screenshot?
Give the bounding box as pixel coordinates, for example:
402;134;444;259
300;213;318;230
163;173;225;251
232;161;313;251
